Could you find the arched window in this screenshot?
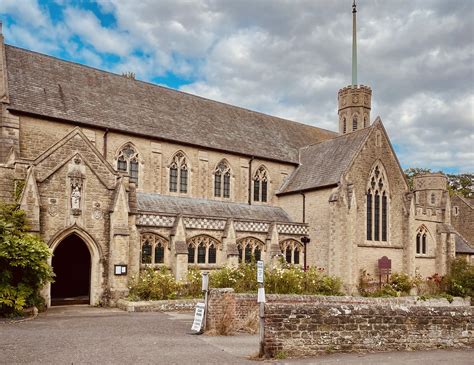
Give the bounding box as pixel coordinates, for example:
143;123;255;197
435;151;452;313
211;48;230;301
366;163;389;242
416;226;429;255
141;233;168;264
187;235;220;265
117;144;139;185
352;114;358;131
280;239;303;265
169;151;188;193
214;160;231;198
253;166;269;202
237;237;265;263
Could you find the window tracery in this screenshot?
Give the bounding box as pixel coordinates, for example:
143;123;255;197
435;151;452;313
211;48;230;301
214;160;231;198
366;163;389;242
140;233;168;264
117;144;139;185
187;235;219;265
416;226;428;255
237;237;264;263
253;166;269;202
280;239;303;265
169;151;188;193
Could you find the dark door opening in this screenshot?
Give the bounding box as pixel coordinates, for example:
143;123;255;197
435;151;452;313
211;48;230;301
51;234;91;306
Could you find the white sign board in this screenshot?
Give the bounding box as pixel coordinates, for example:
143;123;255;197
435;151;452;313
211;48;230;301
257;260;264;283
257;287;266;303
191;302;206;332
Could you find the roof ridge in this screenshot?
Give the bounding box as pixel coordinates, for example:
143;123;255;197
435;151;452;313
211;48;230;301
5;44;337;137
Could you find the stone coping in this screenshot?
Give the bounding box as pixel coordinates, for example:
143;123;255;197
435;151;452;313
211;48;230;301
209;289;471;307
117;298;201;312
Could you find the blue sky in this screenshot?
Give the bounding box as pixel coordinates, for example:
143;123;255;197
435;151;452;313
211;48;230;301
1;0;473;174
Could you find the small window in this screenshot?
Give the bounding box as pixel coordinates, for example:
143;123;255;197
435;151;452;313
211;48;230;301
180;168;188;193
197;243;206;264
214;161;231;198
238;237;264;264
245;245;252;263
294;247;300;265
214;174;222;197
453;206;459;216
208;245;217;264
253;166;269;203
116;145;139;185
352;114;358;131
223;174;230;198
188;245;195;264
253;180;260;202
280;239;303;265
416;226;429;255
285;247;292;264
343;117;347;134
430;193;436;205
254;247;261;262
188;236;220;265
154;244;164;264
170;167;178;192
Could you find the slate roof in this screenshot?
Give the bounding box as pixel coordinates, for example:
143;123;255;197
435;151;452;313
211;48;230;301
137;192;293;222
5;45;337;164
278;127;372;194
455;235;474;254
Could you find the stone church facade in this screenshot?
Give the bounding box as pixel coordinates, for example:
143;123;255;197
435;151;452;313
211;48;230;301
0;28;469;306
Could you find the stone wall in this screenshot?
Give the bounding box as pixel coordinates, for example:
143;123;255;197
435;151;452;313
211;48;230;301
264;301;473;357
117;298;201;312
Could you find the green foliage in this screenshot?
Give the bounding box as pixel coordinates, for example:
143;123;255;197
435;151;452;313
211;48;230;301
180;266;202;298
128;267;180;301
14;180;25;203
0;204;54;317
442;258;474;298
358;270;415;297
389;272;413;294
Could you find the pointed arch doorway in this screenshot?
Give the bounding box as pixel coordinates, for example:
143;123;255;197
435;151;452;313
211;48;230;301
51;234;91;305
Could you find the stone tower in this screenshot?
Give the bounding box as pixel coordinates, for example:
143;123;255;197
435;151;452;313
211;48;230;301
338;1;372;135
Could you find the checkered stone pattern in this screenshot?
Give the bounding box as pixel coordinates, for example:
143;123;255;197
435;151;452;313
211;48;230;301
137;214;175;227
184;217;226;230
235;221;269;232
277;224;309;235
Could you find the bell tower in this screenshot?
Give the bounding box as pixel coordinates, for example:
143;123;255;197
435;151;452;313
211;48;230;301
338;1;372;134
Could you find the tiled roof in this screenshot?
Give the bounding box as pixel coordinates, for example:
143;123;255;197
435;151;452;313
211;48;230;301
136;192;293;222
5;45;337;164
279;127;372;194
455;235;474;254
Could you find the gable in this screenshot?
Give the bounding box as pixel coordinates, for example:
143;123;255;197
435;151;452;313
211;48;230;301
33;128;117;189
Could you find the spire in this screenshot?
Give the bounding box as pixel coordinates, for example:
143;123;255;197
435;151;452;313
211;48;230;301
352;0;357;86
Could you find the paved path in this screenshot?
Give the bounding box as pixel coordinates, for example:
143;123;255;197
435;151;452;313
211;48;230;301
0;306;472;364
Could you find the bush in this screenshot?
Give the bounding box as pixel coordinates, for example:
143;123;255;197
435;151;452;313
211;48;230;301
128;267;180;301
443;258;474;298
389;272;413;295
358;270;415;297
179;266;202;298
0;204;54;317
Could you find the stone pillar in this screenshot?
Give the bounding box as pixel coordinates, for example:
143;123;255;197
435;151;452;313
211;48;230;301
267;222;281;267
170;215;188;280
223;218;239;267
19;167;40;233
405;194;416;278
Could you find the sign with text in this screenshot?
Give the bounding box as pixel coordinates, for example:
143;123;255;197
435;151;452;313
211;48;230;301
191;303;205;332
257;260;264;283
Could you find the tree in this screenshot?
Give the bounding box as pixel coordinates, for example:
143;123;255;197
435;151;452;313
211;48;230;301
0;204;54;316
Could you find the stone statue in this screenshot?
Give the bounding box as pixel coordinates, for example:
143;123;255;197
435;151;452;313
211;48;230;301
71;185;81;211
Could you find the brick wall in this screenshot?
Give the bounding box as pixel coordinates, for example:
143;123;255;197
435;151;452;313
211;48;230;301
264;301;473;357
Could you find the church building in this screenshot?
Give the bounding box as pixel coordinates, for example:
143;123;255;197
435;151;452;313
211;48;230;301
0;4;468;306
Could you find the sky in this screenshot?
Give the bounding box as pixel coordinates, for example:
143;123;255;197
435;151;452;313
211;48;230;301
0;0;473;173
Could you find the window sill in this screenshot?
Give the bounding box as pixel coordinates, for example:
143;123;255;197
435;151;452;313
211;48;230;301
359;242;403;249
415;255;436;259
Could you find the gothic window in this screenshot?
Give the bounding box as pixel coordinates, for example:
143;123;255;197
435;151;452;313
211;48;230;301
352;114;358;131
366;163;389;242
253;166;269;202
141;234;168;265
280;239;303;265
169;151;188;193
187;235;220;265
237;237;265;263
214;160;231;198
416;226;429;255
117;144;139;185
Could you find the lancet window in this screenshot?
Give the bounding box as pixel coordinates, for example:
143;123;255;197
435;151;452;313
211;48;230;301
117;144;139;185
140;234;168;264
237;237;264;263
280;239;303;265
253;166;269;202
187;236;219;265
342;117;347;134
214;160;231;198
366;163;389;242
169;151;188;193
352;114;358;131
416;226;428;255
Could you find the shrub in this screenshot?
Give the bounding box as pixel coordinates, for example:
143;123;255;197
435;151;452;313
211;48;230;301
128;267;180;301
179;266;202;298
442;258;474;298
0;204;54;317
389;272;413;294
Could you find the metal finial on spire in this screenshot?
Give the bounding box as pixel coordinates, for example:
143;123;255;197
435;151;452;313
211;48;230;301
352;0;358;86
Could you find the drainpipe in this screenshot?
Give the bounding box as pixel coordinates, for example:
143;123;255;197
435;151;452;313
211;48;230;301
103;128;109;158
248;156;254;205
